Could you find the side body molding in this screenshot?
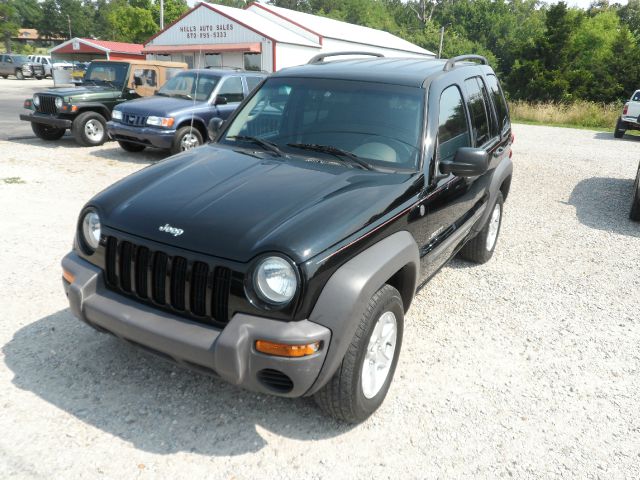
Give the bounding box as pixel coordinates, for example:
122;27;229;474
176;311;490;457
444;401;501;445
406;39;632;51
305;230;419;395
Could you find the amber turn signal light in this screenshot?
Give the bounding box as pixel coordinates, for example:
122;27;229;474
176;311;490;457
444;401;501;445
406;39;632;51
62;269;75;284
255;340;321;358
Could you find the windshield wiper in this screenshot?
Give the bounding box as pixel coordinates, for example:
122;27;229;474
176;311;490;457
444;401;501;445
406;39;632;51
173;93;193;100
155;91;170;97
287;143;373;171
227;135;283;157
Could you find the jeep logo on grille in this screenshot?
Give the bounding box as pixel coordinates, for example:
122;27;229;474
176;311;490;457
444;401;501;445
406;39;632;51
159;224;184;237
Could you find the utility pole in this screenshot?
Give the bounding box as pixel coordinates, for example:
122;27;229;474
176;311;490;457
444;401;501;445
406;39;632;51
160;0;164;30
437;23;451;59
67;14;72;40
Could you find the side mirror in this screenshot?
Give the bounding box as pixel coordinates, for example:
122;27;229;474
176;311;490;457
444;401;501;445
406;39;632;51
440;147;489;177
208;117;224;141
214;96;227;106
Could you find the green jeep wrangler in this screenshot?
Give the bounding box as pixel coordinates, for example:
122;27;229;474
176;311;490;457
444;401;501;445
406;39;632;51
20;59;186;147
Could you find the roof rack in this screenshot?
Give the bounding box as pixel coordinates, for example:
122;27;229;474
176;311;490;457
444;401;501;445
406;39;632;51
307;51;384;65
443;55;488;71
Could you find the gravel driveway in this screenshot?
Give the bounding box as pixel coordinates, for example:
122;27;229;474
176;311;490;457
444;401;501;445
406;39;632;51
1;125;639;479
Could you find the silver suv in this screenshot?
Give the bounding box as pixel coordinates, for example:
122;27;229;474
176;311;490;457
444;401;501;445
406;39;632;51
0;54;45;80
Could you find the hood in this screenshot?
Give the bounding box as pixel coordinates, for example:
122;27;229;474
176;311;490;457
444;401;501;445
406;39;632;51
91;145;416;264
116;96;207;117
43;85;120;100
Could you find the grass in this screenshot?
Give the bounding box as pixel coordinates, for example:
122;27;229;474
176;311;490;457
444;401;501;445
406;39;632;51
508;100;621;131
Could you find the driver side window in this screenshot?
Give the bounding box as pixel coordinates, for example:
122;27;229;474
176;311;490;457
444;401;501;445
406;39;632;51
438;85;470;164
218;77;244;103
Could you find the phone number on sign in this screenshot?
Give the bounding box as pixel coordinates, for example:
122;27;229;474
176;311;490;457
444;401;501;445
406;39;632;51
185;32;228;39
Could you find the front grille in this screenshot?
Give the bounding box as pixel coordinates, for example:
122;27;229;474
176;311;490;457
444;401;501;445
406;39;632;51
37;95;57;114
122;113;147;127
104;236;231;327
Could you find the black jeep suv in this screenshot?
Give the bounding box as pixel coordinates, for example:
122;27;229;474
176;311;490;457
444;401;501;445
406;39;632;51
62;53;513;423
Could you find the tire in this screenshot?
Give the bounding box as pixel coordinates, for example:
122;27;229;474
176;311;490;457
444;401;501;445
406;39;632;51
630;164;640;221
31;122;66;141
117;140;146;152
458;191;504;264
0;75;7;79
35;76;43;80
170;126;203;155
614;118;626;139
72;111;107;146
314;284;404;423
15;69;24;80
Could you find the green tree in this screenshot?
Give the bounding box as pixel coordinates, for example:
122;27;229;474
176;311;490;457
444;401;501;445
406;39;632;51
151;0;189;28
0;0;19;52
14;0;43;30
106;3;157;43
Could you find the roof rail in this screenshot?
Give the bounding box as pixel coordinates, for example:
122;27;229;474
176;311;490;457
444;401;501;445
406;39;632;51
443;55;488;71
307;51;384;65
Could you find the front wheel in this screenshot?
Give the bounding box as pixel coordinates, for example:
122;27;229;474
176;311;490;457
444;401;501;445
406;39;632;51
630;165;640;221
117;140;146;152
72;111;107;146
458;191;504;264
31;122;66;141
314;284;404;423
170;126;203;155
15;69;24;80
614;118;626;139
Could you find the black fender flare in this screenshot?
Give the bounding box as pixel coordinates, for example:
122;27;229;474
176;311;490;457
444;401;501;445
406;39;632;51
473;156;513;234
75;104;112;121
305;230;419;395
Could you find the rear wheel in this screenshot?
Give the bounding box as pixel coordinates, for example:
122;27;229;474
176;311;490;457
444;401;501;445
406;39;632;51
72;111;107;146
35;76;43;80
630;165;640;221
614;118;626;139
458;191;504;264
15;69;23;80
170;126;203;155
314;284;404;423
0;74;7;79
117;140;146;152
31;122;66;141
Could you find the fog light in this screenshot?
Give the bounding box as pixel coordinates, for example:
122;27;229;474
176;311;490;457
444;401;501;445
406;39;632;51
255;340;321;357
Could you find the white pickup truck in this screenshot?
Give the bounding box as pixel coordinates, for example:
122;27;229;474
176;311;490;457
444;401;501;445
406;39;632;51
615;90;640;138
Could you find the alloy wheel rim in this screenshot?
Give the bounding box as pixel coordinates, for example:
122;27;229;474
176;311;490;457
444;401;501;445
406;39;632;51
361;311;397;399
181;133;200;151
84;119;104;142
486;202;501;251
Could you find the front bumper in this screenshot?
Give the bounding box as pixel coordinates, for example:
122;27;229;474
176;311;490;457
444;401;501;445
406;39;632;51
107;121;176;150
62;252;331;397
20;113;72;129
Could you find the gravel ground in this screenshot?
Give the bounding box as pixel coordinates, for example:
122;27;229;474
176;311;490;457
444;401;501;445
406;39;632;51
1;125;639;479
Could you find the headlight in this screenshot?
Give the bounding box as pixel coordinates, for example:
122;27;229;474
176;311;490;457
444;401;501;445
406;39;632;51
80;210;101;253
253;256;298;305
112;109;123;121
33;95;40;107
55;97;63;109
146;116;175;128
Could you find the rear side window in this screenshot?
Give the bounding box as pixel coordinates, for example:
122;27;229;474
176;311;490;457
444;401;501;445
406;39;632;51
632;91;640;102
486;74;510;135
218;76;244;103
438;85;470;163
245;76;263;93
464;77;491;147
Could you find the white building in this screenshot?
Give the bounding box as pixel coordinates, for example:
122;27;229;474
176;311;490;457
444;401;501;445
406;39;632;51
143;2;434;71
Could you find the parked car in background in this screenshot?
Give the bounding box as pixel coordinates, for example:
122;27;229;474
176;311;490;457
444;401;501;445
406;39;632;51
20;59;186;146
62;53;513;423
107;69;265;154
29;55;74;77
0;54;45;79
615;90;640;138
71;61;90;84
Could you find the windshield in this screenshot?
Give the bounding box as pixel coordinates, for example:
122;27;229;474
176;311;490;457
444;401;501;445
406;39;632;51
83;62;128;88
221;77;424;170
158;72;220;102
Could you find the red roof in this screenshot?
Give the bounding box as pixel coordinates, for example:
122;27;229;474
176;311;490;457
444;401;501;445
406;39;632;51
79;39;143;54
